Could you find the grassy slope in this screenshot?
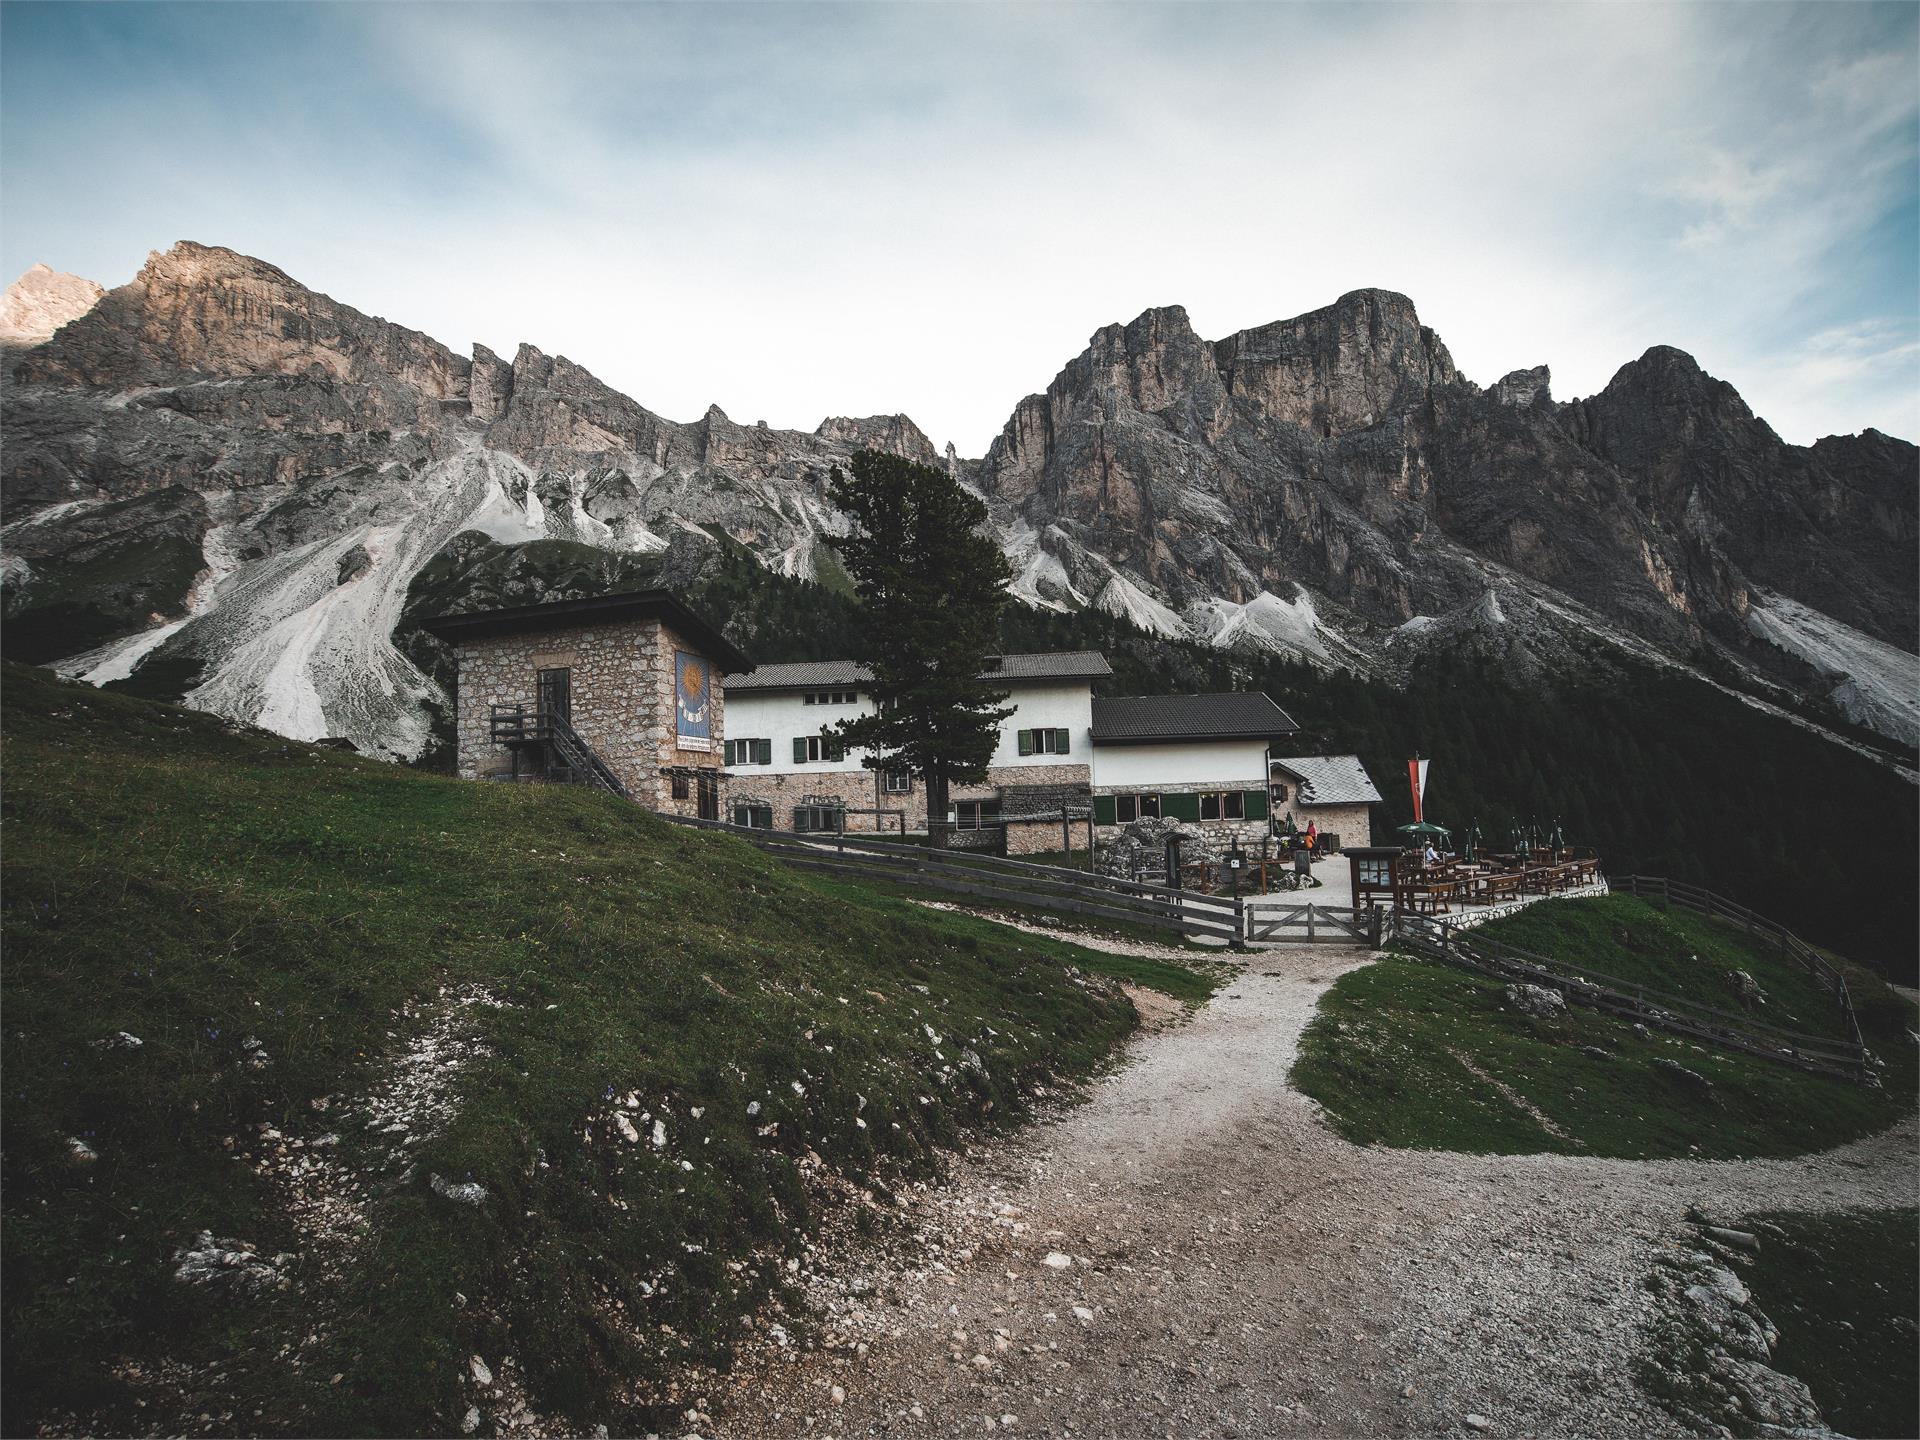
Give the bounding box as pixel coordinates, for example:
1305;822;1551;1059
1292;896;1915;1159
1733;1207;1918;1440
0;663;1212;1435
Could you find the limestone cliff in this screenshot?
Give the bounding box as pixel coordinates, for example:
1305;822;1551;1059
3;243;1913;757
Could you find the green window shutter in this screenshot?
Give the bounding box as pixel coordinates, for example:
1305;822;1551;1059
1054;728;1069;754
1017;729;1033;756
1244;788;1268;820
1092;794;1116;826
1162;792;1201;822
793;737;808;764
754;738;771;765
825;734;843;762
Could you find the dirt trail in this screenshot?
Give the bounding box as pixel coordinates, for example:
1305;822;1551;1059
714;946;1917;1439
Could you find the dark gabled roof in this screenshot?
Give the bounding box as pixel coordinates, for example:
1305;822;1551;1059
1268;754;1383;806
1089;692;1300;745
722;659;869;691
418;589;753;673
724;651;1112;693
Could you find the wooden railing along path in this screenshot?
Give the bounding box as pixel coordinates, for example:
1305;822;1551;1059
1393;909;1871;1083
1610;874;1865;1054
662;814;1246;943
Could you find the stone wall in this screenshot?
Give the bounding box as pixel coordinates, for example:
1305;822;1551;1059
956;762;1091;802
1280;802;1374;850
726;768;921;833
451;617;726;816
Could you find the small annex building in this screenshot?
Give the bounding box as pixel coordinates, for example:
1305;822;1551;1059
1266;753;1383;850
422;590;753;819
1089;693;1300;845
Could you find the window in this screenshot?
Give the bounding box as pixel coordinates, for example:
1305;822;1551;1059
670;773;690;800
794;804;844;833
803;689;858;706
1271;782;1289;802
884;768;912;794
1197;791;1248;821
953;800;1001;830
732;803;773;829
1138;793;1161;819
1016;727;1071;756
792;734;844;763
1116;794;1138;823
725;738;773;766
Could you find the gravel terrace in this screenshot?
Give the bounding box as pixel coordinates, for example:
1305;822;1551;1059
711;943;1917;1440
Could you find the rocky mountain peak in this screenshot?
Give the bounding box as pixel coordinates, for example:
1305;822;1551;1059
0;262;105;347
1493;365;1552;408
1212;287;1460;437
813;414;941;465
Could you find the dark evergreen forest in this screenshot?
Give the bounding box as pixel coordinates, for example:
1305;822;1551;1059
680;545;1917;981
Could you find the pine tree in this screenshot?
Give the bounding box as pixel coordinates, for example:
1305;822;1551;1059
826;450;1015;829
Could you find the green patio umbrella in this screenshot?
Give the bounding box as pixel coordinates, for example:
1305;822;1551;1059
1396;821;1451;840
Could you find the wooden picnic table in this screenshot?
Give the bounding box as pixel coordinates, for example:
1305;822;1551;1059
1406;879;1461;914
1480;871;1523;904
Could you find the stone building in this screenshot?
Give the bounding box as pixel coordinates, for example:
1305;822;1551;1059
1088;693;1301;847
421;590;752;820
1267;754;1382;850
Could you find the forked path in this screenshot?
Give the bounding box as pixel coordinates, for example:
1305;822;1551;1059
718;948;1917;1439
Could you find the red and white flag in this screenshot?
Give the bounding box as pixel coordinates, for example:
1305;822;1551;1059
1408;757;1429;822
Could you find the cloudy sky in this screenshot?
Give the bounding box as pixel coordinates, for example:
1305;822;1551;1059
3;1;1914;451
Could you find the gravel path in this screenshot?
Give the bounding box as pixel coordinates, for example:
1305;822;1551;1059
713;946;1917;1439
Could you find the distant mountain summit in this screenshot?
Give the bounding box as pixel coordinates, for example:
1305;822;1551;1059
2;242;1913;757
0;262;104;346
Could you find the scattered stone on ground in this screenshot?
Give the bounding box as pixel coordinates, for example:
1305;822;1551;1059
694;943;1912;1440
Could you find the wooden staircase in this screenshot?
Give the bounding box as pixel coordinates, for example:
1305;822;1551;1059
489;704;629;799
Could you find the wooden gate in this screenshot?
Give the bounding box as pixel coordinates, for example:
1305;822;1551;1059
1244;903;1381;946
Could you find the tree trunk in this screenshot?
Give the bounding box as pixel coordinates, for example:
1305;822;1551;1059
926;769;950;838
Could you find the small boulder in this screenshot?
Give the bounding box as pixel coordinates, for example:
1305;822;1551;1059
1652;1058;1714;1090
1504;984;1565;1018
431;1174;489;1207
173;1231;283;1294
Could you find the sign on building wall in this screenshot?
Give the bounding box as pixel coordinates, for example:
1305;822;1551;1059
676;651;713;750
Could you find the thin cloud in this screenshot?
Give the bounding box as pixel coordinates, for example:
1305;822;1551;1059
1;1;1913;448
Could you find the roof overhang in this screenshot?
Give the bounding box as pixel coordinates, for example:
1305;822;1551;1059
419;589;754;674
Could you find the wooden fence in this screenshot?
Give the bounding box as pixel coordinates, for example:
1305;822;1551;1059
1391;911;1871;1082
1610;874;1865;1054
662;814;1245;943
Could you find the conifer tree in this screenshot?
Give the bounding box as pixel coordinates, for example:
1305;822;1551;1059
827;449;1014;830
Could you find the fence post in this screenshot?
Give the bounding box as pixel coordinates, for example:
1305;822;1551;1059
1233;895;1246;951
1307;904;1316;942
1061;803;1071;857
